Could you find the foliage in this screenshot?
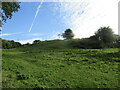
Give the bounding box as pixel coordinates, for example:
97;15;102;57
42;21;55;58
23;43;31;46
114;35;120;48
1;26;119;49
1;2;20;23
33;40;41;44
71;38;101;49
71;27;119;49
94;26;116;47
62;29;74;39
1;38;22;49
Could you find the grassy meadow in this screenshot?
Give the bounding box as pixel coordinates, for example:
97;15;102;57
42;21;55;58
2;40;120;88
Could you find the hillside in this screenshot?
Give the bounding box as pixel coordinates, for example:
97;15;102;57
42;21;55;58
2;40;120;88
20;39;76;50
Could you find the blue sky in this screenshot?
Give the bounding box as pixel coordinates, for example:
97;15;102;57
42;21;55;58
2;2;67;44
2;0;119;44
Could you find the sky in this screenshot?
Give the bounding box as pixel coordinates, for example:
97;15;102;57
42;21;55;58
1;0;119;44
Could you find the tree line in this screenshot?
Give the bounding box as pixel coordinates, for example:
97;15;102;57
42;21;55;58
1;38;22;49
1;26;120;49
58;27;120;49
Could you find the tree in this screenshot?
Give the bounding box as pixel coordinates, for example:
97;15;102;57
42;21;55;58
62;29;74;39
114;35;120;48
94;26;115;47
2;39;21;49
33;40;41;44
1;2;20;24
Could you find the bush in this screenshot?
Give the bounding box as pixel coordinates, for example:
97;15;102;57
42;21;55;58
2;39;22;49
33;40;41;44
71;38;102;49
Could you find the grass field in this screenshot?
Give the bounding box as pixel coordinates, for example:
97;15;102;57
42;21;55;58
2;43;120;88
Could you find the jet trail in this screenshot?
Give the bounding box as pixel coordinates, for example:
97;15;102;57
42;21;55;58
29;1;43;32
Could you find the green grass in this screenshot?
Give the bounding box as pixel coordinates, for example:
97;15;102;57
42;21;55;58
2;41;120;88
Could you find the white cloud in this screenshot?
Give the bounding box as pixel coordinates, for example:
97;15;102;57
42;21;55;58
1;32;22;36
26;33;43;36
1;33;13;36
51;31;64;40
53;0;119;38
18;38;43;44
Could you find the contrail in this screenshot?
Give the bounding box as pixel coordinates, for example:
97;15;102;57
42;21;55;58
29;1;43;32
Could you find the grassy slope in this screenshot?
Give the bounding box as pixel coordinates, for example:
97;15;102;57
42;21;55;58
2;40;120;88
